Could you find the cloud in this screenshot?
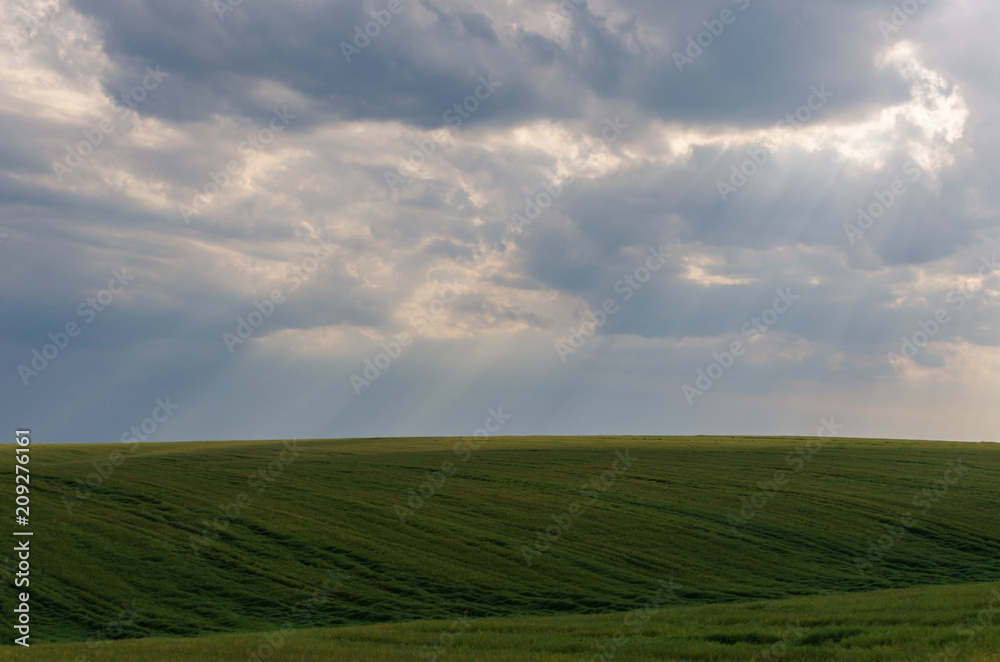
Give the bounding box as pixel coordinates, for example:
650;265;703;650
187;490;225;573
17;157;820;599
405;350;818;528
1;0;998;444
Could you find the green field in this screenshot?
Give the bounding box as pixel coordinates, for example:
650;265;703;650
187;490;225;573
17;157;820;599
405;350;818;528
8;582;1000;661
2;435;999;659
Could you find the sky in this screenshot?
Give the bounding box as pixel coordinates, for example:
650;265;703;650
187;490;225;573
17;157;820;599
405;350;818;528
1;0;998;444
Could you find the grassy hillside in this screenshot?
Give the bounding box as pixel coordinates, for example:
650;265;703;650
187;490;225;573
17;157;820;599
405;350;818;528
7;582;1000;661
1;435;999;652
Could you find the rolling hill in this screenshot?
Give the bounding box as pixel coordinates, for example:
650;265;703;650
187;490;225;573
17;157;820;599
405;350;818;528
2;435;998;659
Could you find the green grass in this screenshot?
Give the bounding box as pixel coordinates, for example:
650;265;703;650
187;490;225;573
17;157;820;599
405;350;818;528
6;582;1000;660
1;435;999;658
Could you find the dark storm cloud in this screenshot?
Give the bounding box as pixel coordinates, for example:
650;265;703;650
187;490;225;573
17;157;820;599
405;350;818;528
69;0;919;131
69;0;552;129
